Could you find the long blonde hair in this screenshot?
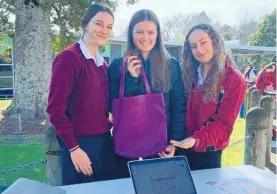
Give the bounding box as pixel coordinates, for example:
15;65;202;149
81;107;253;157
182;23;236;99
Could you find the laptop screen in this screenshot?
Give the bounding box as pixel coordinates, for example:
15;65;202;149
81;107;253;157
128;156;197;194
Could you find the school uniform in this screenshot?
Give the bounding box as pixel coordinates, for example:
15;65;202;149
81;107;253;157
256;70;276;92
245;69;256;87
185;61;247;170
108;55;186;178
47;39;116;185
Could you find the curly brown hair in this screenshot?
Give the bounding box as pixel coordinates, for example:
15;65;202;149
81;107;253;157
182;23;236;99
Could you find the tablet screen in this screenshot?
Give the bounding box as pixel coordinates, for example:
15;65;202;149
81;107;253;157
128;156;197;194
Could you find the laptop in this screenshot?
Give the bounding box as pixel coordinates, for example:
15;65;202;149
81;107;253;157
128;156;197;194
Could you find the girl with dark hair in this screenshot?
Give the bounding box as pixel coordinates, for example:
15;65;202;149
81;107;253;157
243;65;257;87
256;62;276;93
170;23;247;170
47;4;116;185
108;9;186;178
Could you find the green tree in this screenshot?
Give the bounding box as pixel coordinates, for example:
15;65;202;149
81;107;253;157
0;9;14;33
248;9;276;47
0;0;138;53
220;24;237;41
0;45;12;63
0;1;14;63
246;9;276;69
0;34;13;64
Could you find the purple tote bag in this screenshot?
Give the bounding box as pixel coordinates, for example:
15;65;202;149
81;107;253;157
112;58;168;159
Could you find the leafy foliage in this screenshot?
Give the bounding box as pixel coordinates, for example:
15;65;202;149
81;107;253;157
245;9;276;69
0;0;138;53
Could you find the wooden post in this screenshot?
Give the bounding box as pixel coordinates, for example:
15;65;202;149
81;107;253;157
243;90;248;118
250;89;262;108
11;114;22;134
260;96;275;165
45;126;62;186
246;86;256;111
244;107;268;169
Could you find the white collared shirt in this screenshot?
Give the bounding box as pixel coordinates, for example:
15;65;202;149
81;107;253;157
77;39;105;67
197;65;204;88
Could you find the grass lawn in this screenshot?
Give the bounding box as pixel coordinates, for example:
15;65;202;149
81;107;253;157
0;100;11;108
0;100;45;185
0;100;11;120
222;118;246;166
0;144;46;185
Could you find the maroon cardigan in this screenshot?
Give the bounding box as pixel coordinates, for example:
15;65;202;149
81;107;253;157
47;42;109;149
186;61;247;152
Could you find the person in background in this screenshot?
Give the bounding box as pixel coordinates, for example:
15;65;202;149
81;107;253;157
47;4;116;185
256;62;276;93
244;65;257;87
240;64;257;118
108;9;186;178
171;23;247;170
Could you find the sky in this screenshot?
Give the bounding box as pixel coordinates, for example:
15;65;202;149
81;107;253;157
113;0;276;35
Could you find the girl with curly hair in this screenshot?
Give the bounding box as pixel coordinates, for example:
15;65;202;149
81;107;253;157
171;23;247;170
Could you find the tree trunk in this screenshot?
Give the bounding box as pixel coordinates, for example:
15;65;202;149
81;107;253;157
5;0;52;120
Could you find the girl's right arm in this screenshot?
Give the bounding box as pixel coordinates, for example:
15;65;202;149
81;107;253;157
47;50;79;150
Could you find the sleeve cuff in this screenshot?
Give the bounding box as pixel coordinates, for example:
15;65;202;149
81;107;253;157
62;134;79;150
191;134;205;152
126;73;141;84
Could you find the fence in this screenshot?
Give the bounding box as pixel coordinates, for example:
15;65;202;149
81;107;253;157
0;95;12;100
244;86;275;169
